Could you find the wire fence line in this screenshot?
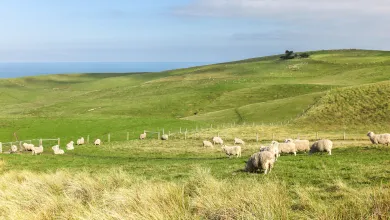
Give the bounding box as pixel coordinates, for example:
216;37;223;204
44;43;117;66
0;124;371;153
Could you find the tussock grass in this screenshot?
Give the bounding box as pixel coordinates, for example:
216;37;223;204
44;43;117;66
0;168;388;219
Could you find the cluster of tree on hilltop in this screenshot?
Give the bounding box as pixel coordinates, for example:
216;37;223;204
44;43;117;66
280;50;310;60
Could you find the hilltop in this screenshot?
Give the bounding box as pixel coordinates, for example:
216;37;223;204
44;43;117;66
1;49;390;140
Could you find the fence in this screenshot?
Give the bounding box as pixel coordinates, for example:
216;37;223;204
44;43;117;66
0;138;60;153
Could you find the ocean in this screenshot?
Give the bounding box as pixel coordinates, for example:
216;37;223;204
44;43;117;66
0;62;212;78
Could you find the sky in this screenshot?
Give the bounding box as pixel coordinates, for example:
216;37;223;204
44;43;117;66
1;0;390;63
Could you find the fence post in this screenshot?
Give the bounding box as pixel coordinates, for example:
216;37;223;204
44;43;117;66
127;132;129;141
169;131;171;136
108;134;111;143
256;133;259;142
87;135;90;144
185;131;187;140
316;132;318;140
343;131;346;140
211;124;213;129
158;132;160;140
19;141;22;152
0;142;2;153
39;139;42;146
58;138;60;146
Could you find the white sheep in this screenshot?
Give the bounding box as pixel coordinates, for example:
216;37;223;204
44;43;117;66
245;151;275;174
161;134;169;140
10;145;18;154
22;143;34;151
367;131;390;146
202;140;214;148
310;139;333;155
260;141;280;160
212;137;224;145
285;139;310;152
94;139;102;145
140;131;147;140
77;137;85;145
234;137;245;145
51;145;64;155
32;145;43;155
274;141;297;156
66;141;74;150
221;145;241;158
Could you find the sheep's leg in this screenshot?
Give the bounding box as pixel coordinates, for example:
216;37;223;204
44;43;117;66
329;150;332;155
294;152;297;156
264;168;268;174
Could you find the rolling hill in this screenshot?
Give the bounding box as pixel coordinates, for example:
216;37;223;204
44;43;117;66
1;49;390;141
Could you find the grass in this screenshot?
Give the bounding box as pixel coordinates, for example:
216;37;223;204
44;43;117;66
0;139;390;219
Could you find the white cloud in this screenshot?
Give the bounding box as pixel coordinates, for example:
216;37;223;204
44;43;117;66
175;0;390;18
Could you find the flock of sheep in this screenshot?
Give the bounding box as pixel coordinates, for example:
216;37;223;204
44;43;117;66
200;131;390;174
5;137;102;155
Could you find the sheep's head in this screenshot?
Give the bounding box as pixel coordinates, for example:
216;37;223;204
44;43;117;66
285;139;293;143
367;131;374;137
271;141;279;146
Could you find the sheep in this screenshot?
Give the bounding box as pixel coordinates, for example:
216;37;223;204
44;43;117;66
367;131;390;146
66;141;74;150
161;134;169;140
140;131;147;140
94;139;102;145
285;139;310;152
212;137;224;145
221;145;241;158
245;151;275;174
274;141;297;156
52;145;64;155
234;137;245;145
32;145;43;155
260;141;280;160
310;139;333;155
22;143;34;151
202;140;214;148
10;145;18;154
77;137;85;145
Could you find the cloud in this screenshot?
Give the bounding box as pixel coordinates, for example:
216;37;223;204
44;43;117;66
175;0;390;19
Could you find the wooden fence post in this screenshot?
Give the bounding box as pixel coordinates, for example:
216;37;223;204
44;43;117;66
256;133;259;142
127;132;129;141
87;135;90;144
316;132;318;140
108;134;111;143
19;141;22;152
343;131;346;140
58;138;60;146
158;132;160;140
39;139;42;146
0;142;2;153
185;131;187;140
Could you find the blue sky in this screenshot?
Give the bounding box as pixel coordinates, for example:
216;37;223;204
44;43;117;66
1;0;390;62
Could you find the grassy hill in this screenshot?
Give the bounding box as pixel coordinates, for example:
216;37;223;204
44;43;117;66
1;49;390;141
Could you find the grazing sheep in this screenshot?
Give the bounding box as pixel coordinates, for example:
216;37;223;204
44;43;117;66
310;139;333;155
52;145;64;155
77;137;85;145
32;145;43;155
140;132;147;140
245;151;275;174
161;134;169;140
275;141;297;156
285;139;310;152
212;137;224;145
94;139;102;145
202;140;214;148
66;141;74;150
260;141;280;160
10;145;18;154
22;143;34;151
221;145;241;158
234;137;245;145
367;131;390;146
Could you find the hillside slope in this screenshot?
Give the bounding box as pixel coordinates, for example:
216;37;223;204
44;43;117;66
1;49;390;140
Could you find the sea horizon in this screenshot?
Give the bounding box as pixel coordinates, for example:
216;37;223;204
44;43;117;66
0;61;213;78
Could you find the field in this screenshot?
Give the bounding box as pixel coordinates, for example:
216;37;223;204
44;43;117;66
1;49;390;219
1;139;390;219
